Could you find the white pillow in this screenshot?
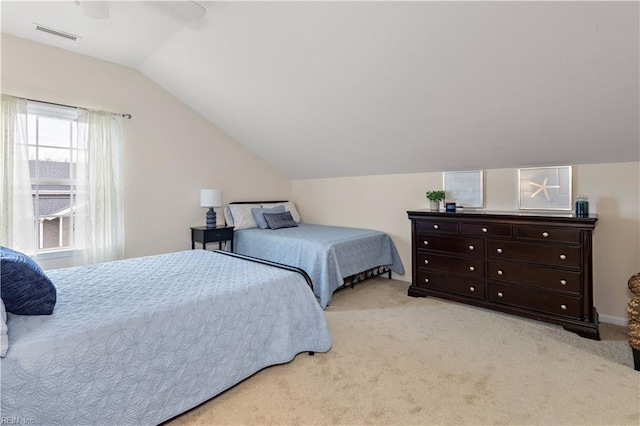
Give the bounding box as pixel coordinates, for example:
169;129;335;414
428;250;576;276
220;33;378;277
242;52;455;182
261;201;301;223
1;298;8;358
228;204;261;230
223;206;234;227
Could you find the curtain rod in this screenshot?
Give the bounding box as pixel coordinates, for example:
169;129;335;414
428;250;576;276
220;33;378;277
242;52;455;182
24;97;132;119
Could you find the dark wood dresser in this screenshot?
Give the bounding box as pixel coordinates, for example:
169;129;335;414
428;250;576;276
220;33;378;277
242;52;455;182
407;210;599;339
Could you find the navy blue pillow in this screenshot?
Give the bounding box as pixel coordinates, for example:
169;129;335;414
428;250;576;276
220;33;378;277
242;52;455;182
263;211;299;230
0;246;56;315
251;205;286;229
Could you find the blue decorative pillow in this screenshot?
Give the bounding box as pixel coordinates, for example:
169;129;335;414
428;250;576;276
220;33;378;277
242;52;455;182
0;246;56;315
251;205;286;229
263;211;299;230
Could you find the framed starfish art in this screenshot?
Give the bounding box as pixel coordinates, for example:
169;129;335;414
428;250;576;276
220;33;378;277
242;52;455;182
518;165;572;210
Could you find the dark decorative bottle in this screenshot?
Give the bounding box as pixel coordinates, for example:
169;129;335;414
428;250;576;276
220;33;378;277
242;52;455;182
575;195;589;217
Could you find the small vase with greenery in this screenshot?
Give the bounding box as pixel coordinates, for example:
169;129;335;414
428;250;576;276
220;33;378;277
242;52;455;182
426;190;445;210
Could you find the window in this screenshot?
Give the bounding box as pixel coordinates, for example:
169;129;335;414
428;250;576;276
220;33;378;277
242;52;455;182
3;95;124;263
27;102;81;252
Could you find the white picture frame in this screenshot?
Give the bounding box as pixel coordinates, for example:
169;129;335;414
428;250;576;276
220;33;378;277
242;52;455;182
518;165;573;210
443;170;484;209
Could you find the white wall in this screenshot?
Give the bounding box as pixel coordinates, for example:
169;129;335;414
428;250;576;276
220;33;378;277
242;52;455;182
293;162;640;324
1;34;292;266
4;34;638;323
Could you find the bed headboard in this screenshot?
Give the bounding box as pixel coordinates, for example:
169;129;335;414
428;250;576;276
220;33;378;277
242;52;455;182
229;200;288;205
225;201;298;227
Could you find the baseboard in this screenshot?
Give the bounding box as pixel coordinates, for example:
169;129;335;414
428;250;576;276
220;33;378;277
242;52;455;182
390;273;411;283
599;314;627;327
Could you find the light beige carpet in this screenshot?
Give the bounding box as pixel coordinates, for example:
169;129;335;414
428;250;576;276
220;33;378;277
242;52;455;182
167;278;639;425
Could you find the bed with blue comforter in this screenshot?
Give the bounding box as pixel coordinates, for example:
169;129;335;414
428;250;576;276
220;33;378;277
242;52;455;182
0;250;332;425
234;223;405;308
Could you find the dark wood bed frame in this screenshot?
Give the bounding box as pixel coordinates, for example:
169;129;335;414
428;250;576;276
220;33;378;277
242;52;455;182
228;200;393;294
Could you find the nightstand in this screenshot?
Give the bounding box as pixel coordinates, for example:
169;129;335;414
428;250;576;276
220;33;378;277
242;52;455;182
190;226;234;252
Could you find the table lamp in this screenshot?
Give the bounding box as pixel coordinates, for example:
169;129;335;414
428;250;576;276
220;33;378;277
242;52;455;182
200;189;222;228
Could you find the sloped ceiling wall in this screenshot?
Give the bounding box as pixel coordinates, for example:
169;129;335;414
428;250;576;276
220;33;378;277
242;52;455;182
139;1;639;179
3;1;639;179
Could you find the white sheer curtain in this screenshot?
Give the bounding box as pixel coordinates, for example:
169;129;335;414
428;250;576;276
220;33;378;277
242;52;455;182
74;109;124;265
0;95;36;253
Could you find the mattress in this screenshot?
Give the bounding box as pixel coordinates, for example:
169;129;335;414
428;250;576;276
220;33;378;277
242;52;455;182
234;223;405;308
0;250;332;425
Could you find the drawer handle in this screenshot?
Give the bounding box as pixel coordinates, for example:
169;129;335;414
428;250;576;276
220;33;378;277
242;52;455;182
560;304;567;310
433;224;439;230
542;232;549;238
497;292;504;298
423;240;429;246
481;227;488;233
469;266;475;272
497;270;503;276
496;248;503;254
424;278;429;283
424;259;429;265
560;279;567;285
560;254;567;260
468;245;474;251
469;286;475;292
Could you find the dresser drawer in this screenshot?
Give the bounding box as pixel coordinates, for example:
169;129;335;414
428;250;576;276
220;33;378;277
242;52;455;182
488;282;582;319
487;240;580;268
208;229;233;240
416;270;484;299
417;234;484;258
416;220;459;234
487;260;581;294
515;226;581;244
461;222;512;238
417;252;484;277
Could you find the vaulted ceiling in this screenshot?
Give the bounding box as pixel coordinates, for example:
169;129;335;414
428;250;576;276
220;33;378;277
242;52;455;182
2;1;639;179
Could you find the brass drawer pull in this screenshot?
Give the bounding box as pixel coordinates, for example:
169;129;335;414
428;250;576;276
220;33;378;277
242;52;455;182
560;279;567;285
469;286;475;292
560;304;567;310
542;232;549;237
496;248;503;254
433;224;439;230
497;270;503;276
468;245;474;250
469;266;475;272
482;227;488;233
497;292;504;298
560;254;567;260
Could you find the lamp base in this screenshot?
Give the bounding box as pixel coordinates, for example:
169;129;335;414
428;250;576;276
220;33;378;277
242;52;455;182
206;207;217;228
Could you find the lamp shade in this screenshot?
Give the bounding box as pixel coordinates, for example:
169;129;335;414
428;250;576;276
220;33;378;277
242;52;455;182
200;189;222;207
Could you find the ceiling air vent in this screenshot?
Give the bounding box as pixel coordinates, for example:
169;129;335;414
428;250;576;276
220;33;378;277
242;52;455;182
34;24;79;41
